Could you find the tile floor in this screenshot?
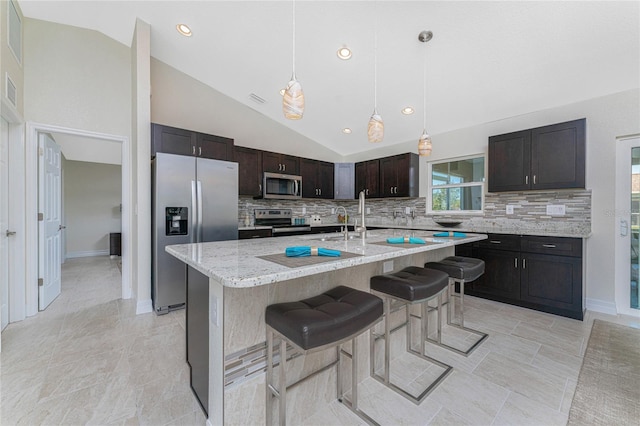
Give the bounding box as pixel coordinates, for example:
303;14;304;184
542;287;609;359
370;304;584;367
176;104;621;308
1;256;639;425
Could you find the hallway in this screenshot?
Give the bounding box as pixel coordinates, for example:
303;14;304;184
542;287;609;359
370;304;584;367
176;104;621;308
0;257;205;425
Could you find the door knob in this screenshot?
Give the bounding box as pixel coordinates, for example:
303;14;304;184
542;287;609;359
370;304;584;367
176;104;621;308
5;230;16;237
59;225;67;231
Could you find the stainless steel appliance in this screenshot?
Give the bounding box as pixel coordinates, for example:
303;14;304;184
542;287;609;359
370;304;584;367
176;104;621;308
254;208;311;236
152;152;238;314
263;172;302;200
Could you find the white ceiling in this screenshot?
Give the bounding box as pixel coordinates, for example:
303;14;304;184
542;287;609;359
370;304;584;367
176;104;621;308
51;132;122;165
19;1;640;157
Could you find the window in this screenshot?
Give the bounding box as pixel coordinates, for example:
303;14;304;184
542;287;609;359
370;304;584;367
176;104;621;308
428;155;485;213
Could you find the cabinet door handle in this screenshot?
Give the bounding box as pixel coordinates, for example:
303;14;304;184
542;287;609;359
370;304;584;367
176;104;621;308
533;175;537;185
259;183;262;192
199;147;202;156
319;188;321;196
489;240;502;244
542;244;556;248
523;259;526;269
192;146;196;155
515;258;518;268
283;164;286;172
525;175;529;185
366;189;369;195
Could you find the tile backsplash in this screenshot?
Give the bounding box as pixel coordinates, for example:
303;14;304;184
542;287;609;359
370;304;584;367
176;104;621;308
238;189;591;237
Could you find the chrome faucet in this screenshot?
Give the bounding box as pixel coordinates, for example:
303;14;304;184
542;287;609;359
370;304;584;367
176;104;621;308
336;206;349;241
355;190;367;237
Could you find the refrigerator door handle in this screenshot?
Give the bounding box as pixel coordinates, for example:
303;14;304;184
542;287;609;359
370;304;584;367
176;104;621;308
197;180;204;242
191;180;198;243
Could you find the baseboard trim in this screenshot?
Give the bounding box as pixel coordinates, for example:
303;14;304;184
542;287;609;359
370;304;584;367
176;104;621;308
136;298;153;315
585;298;617;316
66;250;109;259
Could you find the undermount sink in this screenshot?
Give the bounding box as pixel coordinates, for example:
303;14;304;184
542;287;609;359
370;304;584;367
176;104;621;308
312;232;378;242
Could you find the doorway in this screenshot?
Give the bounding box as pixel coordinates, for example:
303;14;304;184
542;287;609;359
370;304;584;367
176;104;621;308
1;117;9;331
615;135;640;317
24;123;131;317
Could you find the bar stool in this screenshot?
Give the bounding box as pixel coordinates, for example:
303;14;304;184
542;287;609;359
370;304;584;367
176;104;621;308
265;286;383;426
369;266;453;404
424;256;488;355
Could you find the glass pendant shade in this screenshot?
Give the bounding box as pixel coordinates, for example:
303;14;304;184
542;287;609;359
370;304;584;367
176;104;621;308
283;74;304;120
367;111;384;143
418;130;432;156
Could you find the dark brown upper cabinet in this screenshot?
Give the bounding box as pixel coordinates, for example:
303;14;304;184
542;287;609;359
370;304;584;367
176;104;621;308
355;159;380;198
233;146;263;196
299;158;334;199
262;151;299;175
488;118;585;192
151;123;233;161
379;153;419;197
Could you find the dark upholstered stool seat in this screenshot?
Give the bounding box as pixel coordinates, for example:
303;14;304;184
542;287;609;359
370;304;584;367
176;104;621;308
266;286;383;425
265;286;383;351
369;267;452;404
370;266;449;302
425;256;485;282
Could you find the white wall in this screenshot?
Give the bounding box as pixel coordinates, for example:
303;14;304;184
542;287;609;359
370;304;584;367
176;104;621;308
23;18;131;138
347;89;640;311
63;160;121;257
150;58;341;162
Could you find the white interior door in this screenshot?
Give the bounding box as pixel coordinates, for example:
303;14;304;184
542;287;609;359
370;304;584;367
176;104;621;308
1;118;9;330
615;135;640;317
38;133;62;310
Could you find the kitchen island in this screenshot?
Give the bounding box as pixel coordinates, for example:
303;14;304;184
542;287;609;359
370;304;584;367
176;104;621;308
166;229;487;425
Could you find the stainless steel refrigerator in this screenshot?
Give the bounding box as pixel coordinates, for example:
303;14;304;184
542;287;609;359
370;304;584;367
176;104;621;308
152;152;238;315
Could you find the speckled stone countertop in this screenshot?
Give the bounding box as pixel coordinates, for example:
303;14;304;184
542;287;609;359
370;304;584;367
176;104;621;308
166;229;487;288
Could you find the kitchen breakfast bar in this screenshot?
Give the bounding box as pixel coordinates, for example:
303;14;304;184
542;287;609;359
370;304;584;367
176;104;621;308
166;229;487;425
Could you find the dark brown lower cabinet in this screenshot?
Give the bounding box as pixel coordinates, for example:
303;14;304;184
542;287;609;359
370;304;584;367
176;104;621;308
460;234;584;320
520;253;582;314
471;248;521;300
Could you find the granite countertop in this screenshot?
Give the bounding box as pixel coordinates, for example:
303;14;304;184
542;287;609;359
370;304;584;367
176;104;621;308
369;223;591;239
166;229;487;288
238;226;272;231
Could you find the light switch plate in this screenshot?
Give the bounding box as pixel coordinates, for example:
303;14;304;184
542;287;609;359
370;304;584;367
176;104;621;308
366;207;370;214
546;204;566;216
383;260;394;273
302;207;306;214
506;205;515;215
405;207;411;214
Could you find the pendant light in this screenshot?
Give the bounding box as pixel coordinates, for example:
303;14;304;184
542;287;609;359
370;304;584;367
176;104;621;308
283;0;304;120
367;3;383;143
417;30;433;156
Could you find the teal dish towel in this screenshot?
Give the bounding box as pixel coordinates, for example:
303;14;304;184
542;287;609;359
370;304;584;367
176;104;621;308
386;236;426;244
285;246;341;257
433;231;467;238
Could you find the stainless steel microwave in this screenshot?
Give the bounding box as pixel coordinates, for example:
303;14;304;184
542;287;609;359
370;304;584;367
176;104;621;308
263;172;302;200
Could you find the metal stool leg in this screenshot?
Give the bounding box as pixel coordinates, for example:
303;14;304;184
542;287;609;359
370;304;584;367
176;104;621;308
266;328;274;426
279;337;287;426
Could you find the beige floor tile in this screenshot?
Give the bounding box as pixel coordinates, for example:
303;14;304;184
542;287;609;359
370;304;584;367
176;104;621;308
480;331;541;364
428;369;509;424
427;407;471;425
511;321;584;357
530;344;583;380
473;352;566;411
492;391;568;425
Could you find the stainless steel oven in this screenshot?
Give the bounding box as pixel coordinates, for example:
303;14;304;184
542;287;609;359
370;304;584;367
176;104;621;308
263;172;302;200
254;208;311;236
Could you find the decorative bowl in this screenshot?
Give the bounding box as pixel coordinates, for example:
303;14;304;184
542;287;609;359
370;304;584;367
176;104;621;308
433;219;462;228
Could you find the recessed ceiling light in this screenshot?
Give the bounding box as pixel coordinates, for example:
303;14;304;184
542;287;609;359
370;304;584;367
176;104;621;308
279;88;285;96
337;47;352;60
401;106;415;115
342;128;352;134
176;24;192;37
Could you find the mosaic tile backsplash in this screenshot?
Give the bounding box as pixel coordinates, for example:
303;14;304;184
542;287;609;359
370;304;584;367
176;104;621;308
238;189;591;237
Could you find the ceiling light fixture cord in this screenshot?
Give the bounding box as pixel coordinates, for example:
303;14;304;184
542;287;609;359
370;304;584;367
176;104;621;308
418;30;433;156
367;1;384;143
283;0;304;120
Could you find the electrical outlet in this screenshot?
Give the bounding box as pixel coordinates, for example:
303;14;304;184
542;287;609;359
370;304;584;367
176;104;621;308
383;260;394;273
331;208;335;214
546;204;566;216
405;207;411;214
366;207;370;214
302;207;306;214
506;205;515;215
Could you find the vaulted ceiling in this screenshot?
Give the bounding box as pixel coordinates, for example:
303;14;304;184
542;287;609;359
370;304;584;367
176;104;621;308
19;1;640;156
